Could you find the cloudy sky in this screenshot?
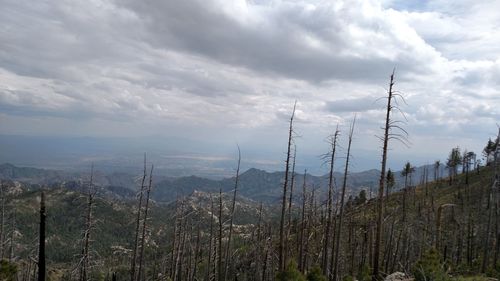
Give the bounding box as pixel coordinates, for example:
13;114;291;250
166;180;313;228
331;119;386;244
1;0;499;173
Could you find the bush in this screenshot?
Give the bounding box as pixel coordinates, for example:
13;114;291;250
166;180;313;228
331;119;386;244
343;275;355;281
306;265;326;281
0;260;17;281
356;264;371;281
413;248;449;281
277;260;306;281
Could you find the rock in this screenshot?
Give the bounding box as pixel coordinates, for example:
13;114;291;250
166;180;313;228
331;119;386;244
384;272;414;281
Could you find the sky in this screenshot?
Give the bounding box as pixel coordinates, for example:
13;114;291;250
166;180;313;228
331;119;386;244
0;0;499;174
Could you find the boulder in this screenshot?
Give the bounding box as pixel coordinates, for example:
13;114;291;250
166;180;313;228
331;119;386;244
384;272;414;281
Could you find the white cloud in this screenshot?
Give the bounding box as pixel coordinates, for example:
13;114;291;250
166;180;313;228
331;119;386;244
0;0;499;171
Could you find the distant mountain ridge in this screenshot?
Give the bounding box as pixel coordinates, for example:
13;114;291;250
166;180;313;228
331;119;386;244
0;163;446;203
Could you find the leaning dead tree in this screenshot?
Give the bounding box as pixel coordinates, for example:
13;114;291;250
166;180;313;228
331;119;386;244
78;164;96;281
38;191;46;281
333;116;356;281
224;146;241;281
372;69;408;281
130;154;148;281
279;101;297;272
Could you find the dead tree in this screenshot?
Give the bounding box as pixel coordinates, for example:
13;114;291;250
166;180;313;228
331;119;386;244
192;225;201;281
8;209;15;262
333;116;356;281
0;181;4;260
131;155;148;281
78;164;96;281
224;146;241;281
206;193;215;281
218;188;223;281
372;70;408;281
279;101;297;272
138;164;154;281
299;170;308;273
286;144;297;260
321;127;340;276
38;191;46;281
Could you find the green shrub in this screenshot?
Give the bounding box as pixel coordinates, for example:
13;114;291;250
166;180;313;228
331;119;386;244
343;275;355;281
306;265;326;281
0;260;17;281
413;248;449;281
356;264;371;281
277;260;306;281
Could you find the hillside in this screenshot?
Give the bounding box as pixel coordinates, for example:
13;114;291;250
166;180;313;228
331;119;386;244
1;181;267;269
2;162;498;280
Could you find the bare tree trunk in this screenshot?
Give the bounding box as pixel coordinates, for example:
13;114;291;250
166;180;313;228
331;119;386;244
0;181;5;260
79;165;95;281
207;194;215;281
8;209;15;262
286;144;297;262
279;101;296;272
38;191;46;281
138;165;154;281
333;117;356;281
173;204;184;281
481;179;495;272
131;155;147;281
192;225;201;281
256;202;264;279
177;220;188;281
0;181;4;260
373;71;397;281
218;189;223;281
262;225;272;281
170;200;180;280
299;171;308;273
322;128;340;275
224;147;241;281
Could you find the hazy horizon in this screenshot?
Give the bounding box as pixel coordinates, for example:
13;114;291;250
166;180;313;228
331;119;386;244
1;0;499;177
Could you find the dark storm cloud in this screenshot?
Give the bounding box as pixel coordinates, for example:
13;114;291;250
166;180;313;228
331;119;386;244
119;0;434;83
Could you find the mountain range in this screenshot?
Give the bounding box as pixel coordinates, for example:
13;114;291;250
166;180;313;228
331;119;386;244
0;162;448;204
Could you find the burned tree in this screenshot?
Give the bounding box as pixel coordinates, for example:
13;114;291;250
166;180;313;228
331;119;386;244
0;181;4;260
224;146;241;281
78;164;96;281
322;126;340;276
333;116;356;281
299;170;308;273
286;143;297;261
38;191;46;281
137;164;154;281
131;155;148;281
279;101;297;272
372;70;408;281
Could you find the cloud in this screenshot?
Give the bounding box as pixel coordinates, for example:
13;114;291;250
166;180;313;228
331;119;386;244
0;0;499;172
325;97;381;113
120;0;442;82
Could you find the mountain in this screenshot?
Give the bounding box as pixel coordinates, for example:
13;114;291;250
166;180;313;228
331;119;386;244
1;163;452;204
3;181;266;268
